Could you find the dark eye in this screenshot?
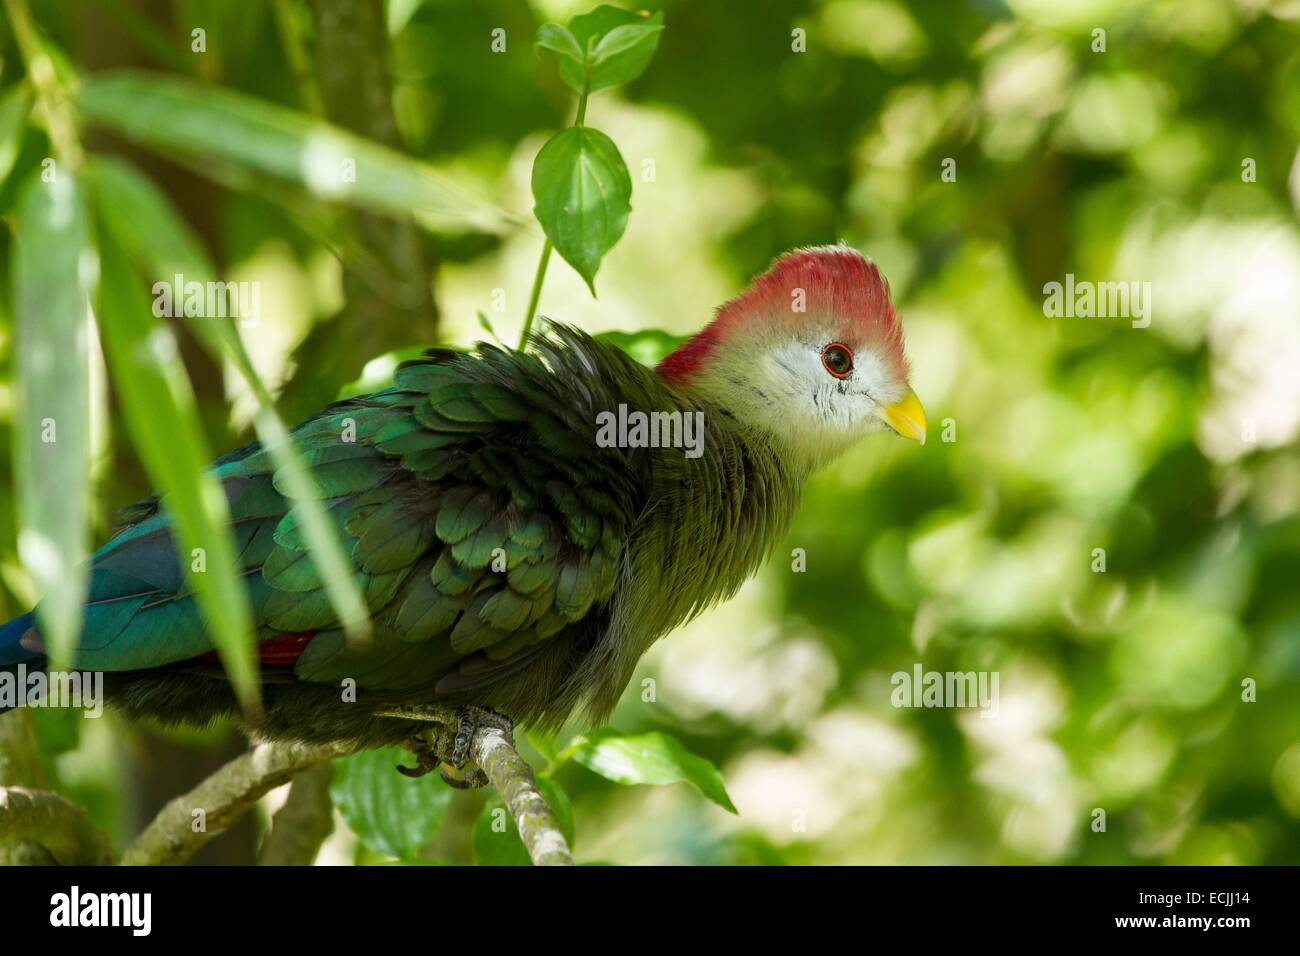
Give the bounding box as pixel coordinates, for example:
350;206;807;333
821;342;854;378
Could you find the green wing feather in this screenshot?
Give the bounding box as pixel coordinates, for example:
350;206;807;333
63;328;648;707
265;332;645;696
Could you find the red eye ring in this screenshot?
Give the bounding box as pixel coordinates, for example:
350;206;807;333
821;342;854;378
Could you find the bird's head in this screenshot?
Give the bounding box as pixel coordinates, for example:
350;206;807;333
658;245;925;472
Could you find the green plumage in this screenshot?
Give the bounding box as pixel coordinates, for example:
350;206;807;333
20;325;804;744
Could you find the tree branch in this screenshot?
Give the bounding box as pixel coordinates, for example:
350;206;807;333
0;709;53;864
0;786;116;865
257;762;336;866
0;709;46;789
381;705;576;866
121;739;352;866
120;721;574;866
470;726;574;866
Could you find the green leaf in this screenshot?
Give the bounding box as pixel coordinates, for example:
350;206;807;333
595;329;688;367
540;775;576;842
472;796;531;866
331;747;451;859
476;310;506;347
0;86;31;187
386;0;425;36
88;157;212;284
561;728;738;814
90;157;373;643
10;171;93;668
472;776;574;866
531;127;631;293
560;7;663;93
535;23;585;79
525;727;561;767
587;21;665;89
75;71;513;234
94;230;259;708
30;701;83;758
336;345;432;400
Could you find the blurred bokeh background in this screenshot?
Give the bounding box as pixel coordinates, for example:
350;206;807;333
2;0;1299;864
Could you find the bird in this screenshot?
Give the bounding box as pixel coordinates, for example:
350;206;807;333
0;245;924;778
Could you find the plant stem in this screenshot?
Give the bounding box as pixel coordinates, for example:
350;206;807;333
3;0;85;169
516;84;590;350
517;240;553;349
272;0;326;117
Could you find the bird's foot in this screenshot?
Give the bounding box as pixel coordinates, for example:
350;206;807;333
438;706;513;789
394;705;513;790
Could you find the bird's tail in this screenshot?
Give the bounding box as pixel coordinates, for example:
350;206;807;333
0;613;44;713
0;611;38;663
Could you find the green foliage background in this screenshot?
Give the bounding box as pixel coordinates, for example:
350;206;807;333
2;0;1299;864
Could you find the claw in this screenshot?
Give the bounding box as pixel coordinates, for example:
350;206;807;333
396;748;440;778
439;766;490;789
397;705;513;789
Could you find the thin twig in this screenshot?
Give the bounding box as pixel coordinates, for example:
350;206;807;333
518;239;554;349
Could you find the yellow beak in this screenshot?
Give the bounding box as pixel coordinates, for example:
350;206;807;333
880;388;926;444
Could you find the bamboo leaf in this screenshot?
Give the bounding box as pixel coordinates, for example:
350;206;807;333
10;170;93;669
0;86;32;188
76;71;514;235
250;409;372;637
89;157;372;642
93;229;259;709
88;157;213;289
